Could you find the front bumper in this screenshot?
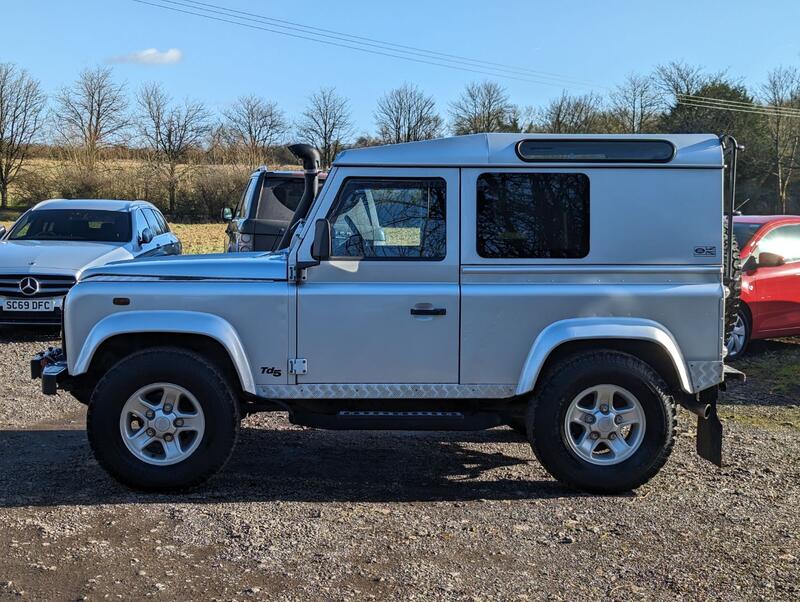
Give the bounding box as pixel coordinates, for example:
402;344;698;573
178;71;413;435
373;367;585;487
31;347;69;395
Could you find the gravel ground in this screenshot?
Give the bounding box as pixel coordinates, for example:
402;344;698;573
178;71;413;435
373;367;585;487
1;328;799;601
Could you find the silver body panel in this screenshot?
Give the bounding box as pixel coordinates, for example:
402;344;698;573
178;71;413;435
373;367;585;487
61;134;727;399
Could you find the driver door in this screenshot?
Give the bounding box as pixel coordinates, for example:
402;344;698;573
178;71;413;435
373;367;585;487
295;168;460;384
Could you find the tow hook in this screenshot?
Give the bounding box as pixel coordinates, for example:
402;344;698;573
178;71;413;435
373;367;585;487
31;347;68;395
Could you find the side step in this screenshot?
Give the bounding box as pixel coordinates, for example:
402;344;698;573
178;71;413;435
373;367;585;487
291;410;505;431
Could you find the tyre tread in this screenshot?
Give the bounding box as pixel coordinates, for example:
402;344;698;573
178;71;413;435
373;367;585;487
87;346;240;492
527;350;677;493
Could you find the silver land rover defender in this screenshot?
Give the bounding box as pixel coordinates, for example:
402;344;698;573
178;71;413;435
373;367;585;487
32;133;744;494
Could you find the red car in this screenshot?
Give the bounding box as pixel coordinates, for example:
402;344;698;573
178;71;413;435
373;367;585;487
727;215;800;358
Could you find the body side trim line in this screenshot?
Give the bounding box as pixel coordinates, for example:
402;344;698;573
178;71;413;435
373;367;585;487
461;265;722;275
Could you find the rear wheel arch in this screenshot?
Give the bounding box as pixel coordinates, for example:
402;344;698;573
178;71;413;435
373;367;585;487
527;337;689;398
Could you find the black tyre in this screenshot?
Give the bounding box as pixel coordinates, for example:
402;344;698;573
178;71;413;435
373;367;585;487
527;351;676;494
725;306;751;360
87;347;240;492
506;416;527;437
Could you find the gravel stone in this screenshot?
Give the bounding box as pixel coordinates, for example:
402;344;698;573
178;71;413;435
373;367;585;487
0;328;798;599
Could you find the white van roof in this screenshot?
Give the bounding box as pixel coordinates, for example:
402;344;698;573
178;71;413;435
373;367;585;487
334;133;723;168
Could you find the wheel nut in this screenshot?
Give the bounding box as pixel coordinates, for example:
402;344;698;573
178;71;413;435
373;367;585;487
584;414;595;424
145;410;155;419
163;404;173;413
174;418;184;427
600;404;609;414
614;415;624;424
609;433;617;440
589;432;600;440
146;428;156;437
164;433;174;442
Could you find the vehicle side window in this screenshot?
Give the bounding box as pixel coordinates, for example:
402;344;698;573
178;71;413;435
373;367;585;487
757;225;800;262
142;209;163;235
256;179;304;221
153;210;170;233
327;178;446;260
134;210;149;241
235;177;259;219
476;172;589;259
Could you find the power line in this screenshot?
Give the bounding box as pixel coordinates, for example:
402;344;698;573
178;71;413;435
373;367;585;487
129;0;599;90
170;0;600;88
678;94;800;117
677;99;800;119
681;93;800;113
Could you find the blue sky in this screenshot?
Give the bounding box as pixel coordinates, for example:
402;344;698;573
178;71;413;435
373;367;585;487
2;0;799;134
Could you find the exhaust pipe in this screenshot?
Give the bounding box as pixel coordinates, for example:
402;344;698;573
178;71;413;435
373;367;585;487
679;396;712;419
277;143;321;249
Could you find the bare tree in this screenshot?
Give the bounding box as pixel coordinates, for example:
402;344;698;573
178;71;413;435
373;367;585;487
609;73;662;133
137;83;210;213
52;67;128;171
530;91;604;133
374;83;442;144
654;61;709;100
223;95;288;168
0;63;46;208
449;81;518;135
760;67;800;213
296;87;353;169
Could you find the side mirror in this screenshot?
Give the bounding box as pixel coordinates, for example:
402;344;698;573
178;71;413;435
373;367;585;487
139;227;154;245
221;207;233;222
311;219;331;261
757;251;785;268
0;226;6;239
742;255;758;272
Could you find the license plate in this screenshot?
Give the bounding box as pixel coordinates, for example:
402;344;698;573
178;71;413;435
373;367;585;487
2;298;55;312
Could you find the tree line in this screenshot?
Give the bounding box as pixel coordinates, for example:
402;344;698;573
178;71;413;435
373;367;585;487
1;61;799;217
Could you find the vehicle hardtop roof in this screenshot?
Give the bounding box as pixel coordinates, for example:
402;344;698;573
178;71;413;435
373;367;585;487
249;167;329;178
733;214;800;224
334;133;723;168
33;198;156;212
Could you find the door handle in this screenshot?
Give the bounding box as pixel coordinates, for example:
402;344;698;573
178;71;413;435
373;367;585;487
410;307;446;316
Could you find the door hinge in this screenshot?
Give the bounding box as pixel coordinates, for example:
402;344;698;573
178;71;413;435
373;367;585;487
288;358;308;375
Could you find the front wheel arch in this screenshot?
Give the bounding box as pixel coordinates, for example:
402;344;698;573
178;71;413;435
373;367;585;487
86;333;246;400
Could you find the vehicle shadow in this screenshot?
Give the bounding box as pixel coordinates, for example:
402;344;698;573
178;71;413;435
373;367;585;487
725;336;800;406
0;426;584;508
0;325;60;344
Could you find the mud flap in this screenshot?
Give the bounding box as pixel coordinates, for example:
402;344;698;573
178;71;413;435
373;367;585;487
696;387;723;467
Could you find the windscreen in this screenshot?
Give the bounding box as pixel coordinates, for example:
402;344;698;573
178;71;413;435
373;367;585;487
8;209;132;243
732;222;761;248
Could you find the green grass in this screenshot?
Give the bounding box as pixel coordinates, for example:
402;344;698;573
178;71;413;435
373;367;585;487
719;406;800;431
737;347;800;398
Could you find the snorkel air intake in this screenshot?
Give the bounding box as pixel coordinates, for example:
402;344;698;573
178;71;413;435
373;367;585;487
277;143;321;249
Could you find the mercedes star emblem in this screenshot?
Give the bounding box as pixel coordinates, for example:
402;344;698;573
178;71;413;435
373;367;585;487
19;277;40;296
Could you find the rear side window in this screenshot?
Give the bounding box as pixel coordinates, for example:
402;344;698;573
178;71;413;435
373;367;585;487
256;178;305;221
477;173;589;259
327;178;446;260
